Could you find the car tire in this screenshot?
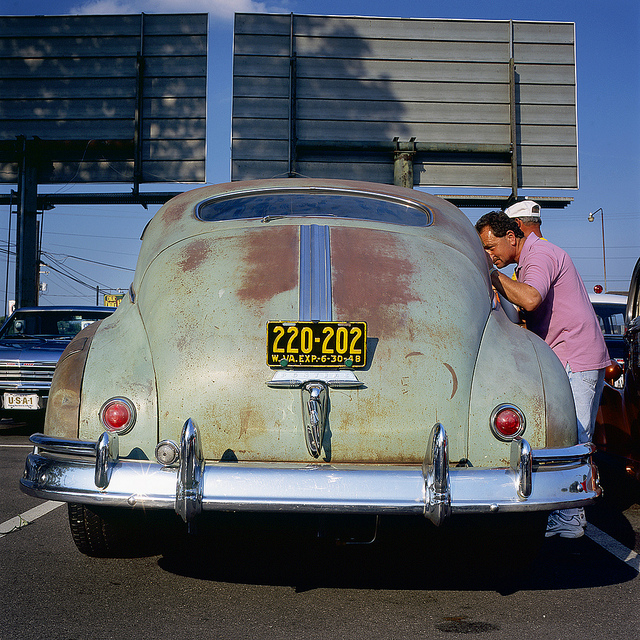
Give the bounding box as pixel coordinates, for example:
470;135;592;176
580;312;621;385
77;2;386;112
67;504;175;558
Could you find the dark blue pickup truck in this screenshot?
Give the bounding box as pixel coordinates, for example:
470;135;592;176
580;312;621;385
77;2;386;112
0;306;112;422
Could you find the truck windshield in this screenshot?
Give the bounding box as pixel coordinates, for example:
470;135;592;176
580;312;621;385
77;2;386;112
0;311;110;340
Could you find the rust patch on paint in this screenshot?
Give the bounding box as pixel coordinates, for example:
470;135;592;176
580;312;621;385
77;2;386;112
237;226;298;303
331;228;420;336
160;191;195;227
238;408;251;439
178;238;212;273
405;351;424;358
443;362;458;399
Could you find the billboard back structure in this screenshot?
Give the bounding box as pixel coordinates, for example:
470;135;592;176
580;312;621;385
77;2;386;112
232;14;578;192
0;13;208;185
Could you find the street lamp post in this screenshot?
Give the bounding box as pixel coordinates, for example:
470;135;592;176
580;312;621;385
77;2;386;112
588;207;607;293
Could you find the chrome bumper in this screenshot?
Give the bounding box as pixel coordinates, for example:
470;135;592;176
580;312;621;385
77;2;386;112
20;420;600;526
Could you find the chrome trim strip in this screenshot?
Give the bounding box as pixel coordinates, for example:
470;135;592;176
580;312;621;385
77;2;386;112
299;224;332;321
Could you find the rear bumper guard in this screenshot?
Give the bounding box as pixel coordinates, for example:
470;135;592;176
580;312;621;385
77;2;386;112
21;421;600;526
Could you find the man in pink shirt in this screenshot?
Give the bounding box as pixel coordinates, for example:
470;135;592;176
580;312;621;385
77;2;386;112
475;210;610;538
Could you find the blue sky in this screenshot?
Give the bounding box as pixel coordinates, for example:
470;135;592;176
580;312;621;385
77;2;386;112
1;0;639;307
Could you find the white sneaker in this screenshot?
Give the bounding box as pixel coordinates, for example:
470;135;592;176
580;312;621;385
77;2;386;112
545;510;585;538
578;507;587;528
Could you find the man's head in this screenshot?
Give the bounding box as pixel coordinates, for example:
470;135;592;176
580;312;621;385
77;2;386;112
475;211;525;268
504;200;542;237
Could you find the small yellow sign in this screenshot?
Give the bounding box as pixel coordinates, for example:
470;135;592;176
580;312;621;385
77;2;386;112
104;294;125;308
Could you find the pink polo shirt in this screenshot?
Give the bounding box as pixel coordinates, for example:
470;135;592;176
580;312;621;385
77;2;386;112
515;234;610;372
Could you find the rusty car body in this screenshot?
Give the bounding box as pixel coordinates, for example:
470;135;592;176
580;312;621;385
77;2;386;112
20;179;600;556
594;257;640;485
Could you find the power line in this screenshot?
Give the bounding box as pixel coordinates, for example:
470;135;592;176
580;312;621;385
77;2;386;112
41;251;135;272
43;242;139;259
39;230;141;241
41;259;107;292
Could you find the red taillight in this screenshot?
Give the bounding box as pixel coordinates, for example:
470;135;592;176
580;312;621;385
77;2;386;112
100;398;136;434
490;404;525;441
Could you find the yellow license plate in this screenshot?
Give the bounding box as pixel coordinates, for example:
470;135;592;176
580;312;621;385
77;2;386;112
267;321;367;368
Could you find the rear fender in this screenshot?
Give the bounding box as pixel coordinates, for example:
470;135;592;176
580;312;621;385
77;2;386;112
78;297;158;459
469;310;576;467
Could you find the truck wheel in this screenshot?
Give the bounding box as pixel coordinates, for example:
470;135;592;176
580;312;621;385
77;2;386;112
68;503;167;557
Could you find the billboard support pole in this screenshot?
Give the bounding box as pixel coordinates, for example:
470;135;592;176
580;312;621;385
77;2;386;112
133;52;145;195
393;138;416;188
287;13;298;177
508;23;519;201
15;136;39;309
509;57;519;201
133;15;146;196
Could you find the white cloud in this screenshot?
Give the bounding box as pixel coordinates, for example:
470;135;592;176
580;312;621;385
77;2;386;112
68;0;281;20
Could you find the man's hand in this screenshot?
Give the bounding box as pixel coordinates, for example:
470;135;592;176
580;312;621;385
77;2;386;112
490;270;542;312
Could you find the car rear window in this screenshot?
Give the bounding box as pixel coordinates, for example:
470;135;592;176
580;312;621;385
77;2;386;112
592;303;626;336
197;191;432;227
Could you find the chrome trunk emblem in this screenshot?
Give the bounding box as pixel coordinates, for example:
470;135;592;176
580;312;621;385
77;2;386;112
302;381;329;458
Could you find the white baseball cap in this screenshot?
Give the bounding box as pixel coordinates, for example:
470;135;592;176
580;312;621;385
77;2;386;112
504;200;541;218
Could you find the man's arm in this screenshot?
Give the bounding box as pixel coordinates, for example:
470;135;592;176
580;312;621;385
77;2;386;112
489;268;542;312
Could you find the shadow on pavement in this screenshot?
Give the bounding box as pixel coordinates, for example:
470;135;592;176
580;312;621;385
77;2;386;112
587;467;639;553
157;512;638;593
0;418;42;437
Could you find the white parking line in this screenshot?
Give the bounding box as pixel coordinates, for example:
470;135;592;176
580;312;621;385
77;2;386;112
586;523;640;573
0;501;64;539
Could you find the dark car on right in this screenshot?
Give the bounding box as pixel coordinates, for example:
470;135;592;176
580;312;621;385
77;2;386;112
594;258;640;486
590;292;627;389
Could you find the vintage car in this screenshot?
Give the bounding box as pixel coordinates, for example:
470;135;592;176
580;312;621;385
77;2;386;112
0;306;113;422
20;179;600;557
594;257;640;486
589;292;627;388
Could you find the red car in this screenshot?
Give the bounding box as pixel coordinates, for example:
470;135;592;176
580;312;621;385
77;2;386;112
594;257;640;485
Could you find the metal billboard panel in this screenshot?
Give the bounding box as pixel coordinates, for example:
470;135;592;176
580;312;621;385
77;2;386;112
0;13;208;184
232;14;577;189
